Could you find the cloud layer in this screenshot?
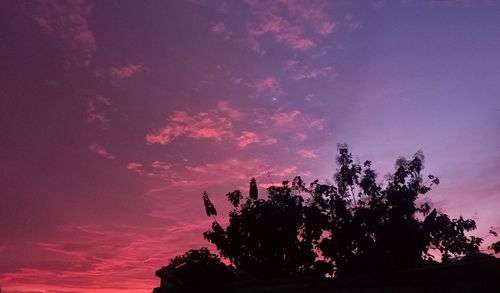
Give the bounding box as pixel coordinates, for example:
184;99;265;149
3;1;500;292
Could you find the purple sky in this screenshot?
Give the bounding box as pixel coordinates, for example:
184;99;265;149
1;0;499;292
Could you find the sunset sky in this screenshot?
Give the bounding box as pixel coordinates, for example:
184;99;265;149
1;0;500;292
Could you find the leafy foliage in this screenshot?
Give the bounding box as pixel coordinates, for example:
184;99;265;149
200;146;483;277
203;179;329;278
202;191;217;217
249;177;258;200
490;241;500;254
226;190;243;208
310;145;481;275
164;247;238;287
169;247;221;267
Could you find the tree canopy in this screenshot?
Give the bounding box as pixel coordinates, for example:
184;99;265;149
168;247;221;267
203;179;329;278
194;146;486;278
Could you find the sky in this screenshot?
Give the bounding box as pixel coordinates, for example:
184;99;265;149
1;0;499;292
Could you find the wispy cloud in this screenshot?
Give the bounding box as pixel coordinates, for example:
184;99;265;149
244;0;336;52
127;161;175;179
147;160;171;178
249;14;316;50
231;76;283;98
0;223;208;293
85;95;111;128
145;101;311;150
127;156;308;194
110;64;146;80
30;0;96;64
277;0;336;35
182;158;302;188
297;149;319;159
253;76;280;93
127;162;143;174
270;110;301;124
211;22;231;40
88;144;115;159
145;109;233;145
284;60;337;81
215;101;244;119
269;110;326;132
236;131;277;148
292;132;308;141
86;100;107;124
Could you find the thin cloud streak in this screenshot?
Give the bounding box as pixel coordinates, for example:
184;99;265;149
88;144;115;159
110;64;146;80
29;0;96;64
2;1;499;292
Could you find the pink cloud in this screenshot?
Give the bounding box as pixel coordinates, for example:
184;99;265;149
30;0;96;63
284;60;337;81
237;131;260;148
127;157;308;194
258;182;277;189
212;22;227;33
180;159;304;189
88;144;115;160
284;59;299;69
253;76;280;93
246;36;266;55
0;223;209;293
275;165;298;176
277;0;336;35
127;161;174;178
307;118;326;130
215;101;244;119
236;131;277;148
127;162;143;173
110;64;146;80
297;149;319;159
271;110;301;124
147;160;171;178
244;0;337;52
85;95;111;128
86;100;107;124
292;66;337;80
211;22;232;40
182;158;269;188
249;15;316;50
230;76;282;97
151;160;170;171
267;110;326;135
145;102;284;149
96;95;111;106
145;110;233;145
265;137;278;145
292;132;308;141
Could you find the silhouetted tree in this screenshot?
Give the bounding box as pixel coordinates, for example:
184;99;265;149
169;247;221;267
202;191;217;217
226;190;243;208
249;177;258;200
203;178;329;278
311;145;482;275
490;241;500;254
160;247;237;288
200;146;482;278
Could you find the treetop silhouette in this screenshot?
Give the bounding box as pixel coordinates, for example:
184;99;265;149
156;247;238;288
199;145;484;278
